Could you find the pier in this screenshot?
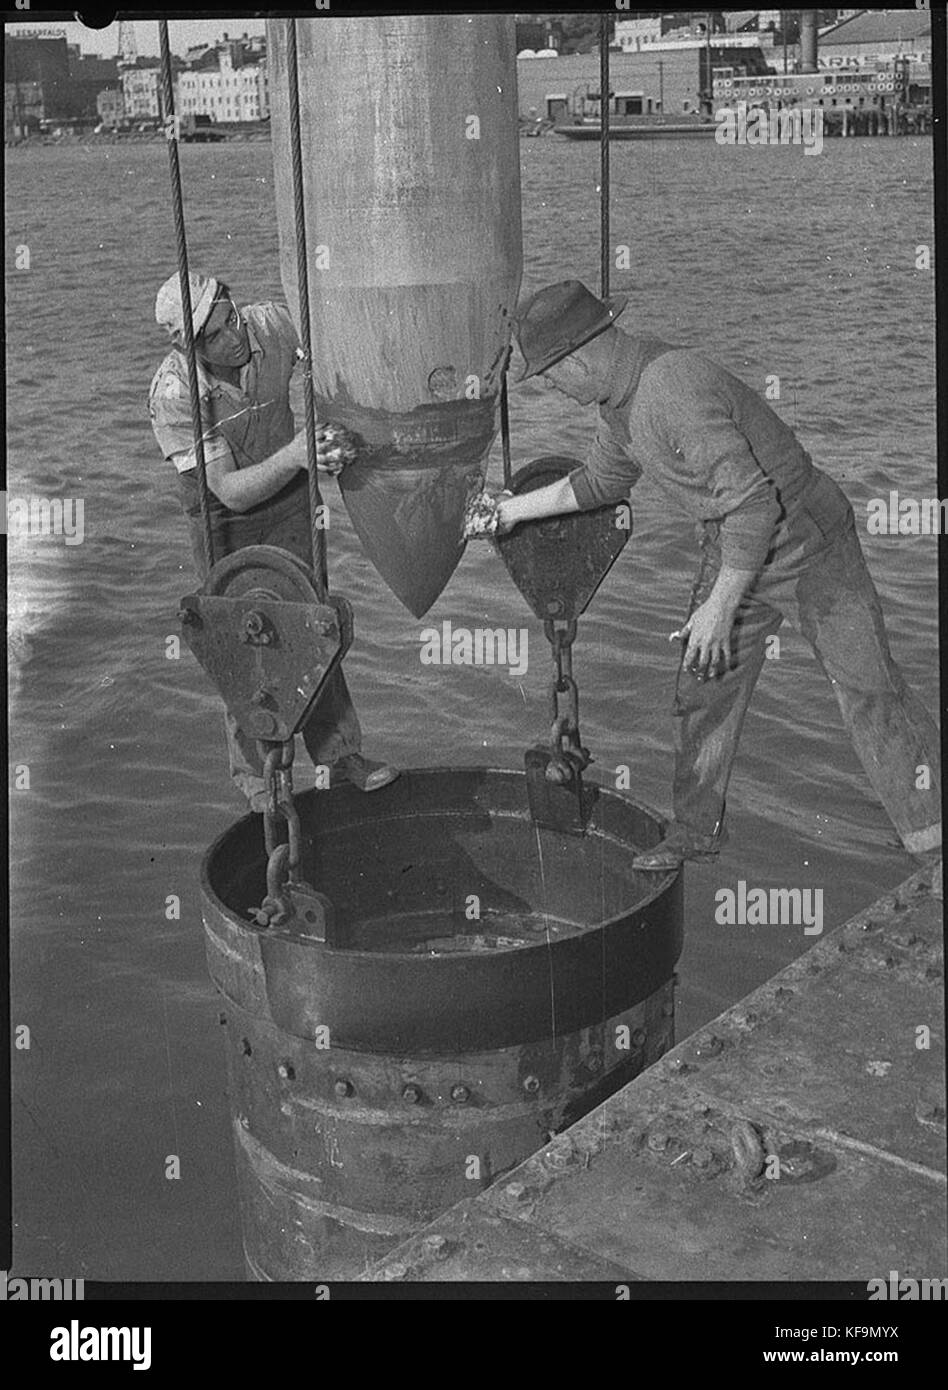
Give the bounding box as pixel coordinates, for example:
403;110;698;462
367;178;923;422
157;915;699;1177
365;869;945;1283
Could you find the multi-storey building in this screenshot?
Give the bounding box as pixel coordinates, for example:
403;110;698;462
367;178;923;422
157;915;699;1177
120;65;161;120
96;86;125;127
177;34;268;123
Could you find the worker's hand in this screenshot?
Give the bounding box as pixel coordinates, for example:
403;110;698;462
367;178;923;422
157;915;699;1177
493;490;517;535
309;423;361;476
678;597;736;680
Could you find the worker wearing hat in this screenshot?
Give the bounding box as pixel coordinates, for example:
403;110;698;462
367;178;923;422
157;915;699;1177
149;271;398;805
495;280;941;886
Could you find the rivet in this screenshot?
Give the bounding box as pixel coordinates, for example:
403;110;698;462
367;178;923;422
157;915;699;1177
523;1074;541;1094
450;1084;470;1103
277;1061;295;1081
631;1028;647;1048
334;1078;353;1098
402;1083;422;1104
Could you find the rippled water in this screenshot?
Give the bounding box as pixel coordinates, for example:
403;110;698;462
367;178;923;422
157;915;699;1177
6;134;938;1278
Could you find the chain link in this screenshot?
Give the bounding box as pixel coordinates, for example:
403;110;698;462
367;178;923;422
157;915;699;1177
542;619;590;781
253;739;301;927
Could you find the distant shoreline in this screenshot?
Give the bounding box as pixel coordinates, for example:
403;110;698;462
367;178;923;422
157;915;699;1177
5;130;272;148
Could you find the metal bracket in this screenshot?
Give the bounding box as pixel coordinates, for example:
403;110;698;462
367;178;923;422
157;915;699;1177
178;545;353;742
524;746;597;836
494;455;629;622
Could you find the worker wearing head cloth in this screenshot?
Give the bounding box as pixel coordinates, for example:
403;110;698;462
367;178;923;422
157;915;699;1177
149;271;399;805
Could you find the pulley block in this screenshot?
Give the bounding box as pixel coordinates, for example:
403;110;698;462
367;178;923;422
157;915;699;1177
178;544;354;743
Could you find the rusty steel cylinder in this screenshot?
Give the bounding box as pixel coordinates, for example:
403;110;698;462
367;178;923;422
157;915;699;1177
267;16;523;617
202;770;684;1281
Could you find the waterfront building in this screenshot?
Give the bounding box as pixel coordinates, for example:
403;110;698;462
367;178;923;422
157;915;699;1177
517;44;771;122
4;33;70;131
176;33;268;123
63;47;120;121
817;7;931;70
121;65;161;121
96;86;125;128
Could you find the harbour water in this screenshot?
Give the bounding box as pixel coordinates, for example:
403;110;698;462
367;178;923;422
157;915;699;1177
6;135;939;1279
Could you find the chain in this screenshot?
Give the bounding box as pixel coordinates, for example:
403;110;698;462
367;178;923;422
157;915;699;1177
253;738;301;927
543;619;590;782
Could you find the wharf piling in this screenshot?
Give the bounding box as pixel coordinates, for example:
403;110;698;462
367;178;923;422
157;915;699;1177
365;869;945;1283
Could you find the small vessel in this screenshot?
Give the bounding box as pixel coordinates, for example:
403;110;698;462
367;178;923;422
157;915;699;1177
555;117;717;141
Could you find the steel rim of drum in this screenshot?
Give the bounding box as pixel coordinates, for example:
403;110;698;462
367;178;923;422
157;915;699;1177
205;543;321;607
201;768;683;1054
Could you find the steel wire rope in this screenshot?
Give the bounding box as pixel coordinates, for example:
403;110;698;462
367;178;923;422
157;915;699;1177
286;18;328;595
158;20;215;575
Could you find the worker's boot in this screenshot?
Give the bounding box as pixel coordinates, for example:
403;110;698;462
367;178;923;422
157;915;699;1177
632;823;723;871
334;753;400;793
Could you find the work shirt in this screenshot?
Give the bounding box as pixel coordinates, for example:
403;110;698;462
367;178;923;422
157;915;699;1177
148;301;302;526
568;330;850;572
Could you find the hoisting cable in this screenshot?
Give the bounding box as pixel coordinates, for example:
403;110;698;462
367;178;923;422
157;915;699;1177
599;13;611;301
500;374;513;490
158;20;215;576
525;18;611;814
286;18;328;597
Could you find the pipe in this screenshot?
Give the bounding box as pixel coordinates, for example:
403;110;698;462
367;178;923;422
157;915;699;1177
800;11;818;75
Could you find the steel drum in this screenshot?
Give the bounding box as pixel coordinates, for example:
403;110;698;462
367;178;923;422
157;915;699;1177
202;767;683;1280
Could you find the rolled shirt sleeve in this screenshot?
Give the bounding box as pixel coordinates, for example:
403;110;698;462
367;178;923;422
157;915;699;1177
569;414;643;511
148;366;230;473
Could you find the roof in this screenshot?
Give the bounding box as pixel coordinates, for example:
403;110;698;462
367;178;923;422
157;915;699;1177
821;8;930;47
723;11;758;32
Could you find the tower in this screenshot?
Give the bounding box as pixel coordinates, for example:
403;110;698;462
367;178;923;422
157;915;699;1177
117;20;138;69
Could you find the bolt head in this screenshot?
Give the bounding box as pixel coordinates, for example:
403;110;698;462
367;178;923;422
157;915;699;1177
632;1028;647;1048
402;1084;422;1104
450;1084;470;1103
277;1062;295;1081
523;1074;541;1094
334;1079;353;1098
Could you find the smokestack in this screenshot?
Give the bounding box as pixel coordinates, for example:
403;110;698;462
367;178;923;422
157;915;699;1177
800;11;818;74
